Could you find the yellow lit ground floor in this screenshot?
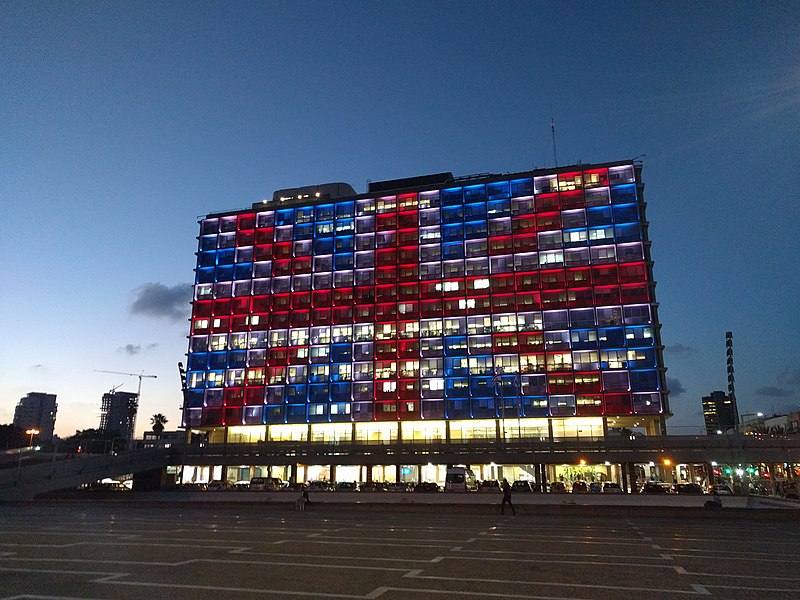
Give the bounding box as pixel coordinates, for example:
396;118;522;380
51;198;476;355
190;415;665;445
177;460;735;494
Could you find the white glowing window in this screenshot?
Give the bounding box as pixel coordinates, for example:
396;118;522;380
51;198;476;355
250;315;260;326
398;303;416;315
210;334;227;351
332;326;352;342
539;250;564;266
467;316;491;334
492;314;517;332
443;281;461;292
230;333;247;349
194;318;209;329
444;318;466;335
420;226;441;241
289;328;309;346
459;299;476;310
382;381;397;392
429;378;444;391
287;366;307;383
400;361;419;377
195;284;213;300
269;331;288;347
564;230;587;243
420;320;443;337
399;321;419;336
226;369;245;386
354;324;374;341
420;358;443;377
333;364;352;381
474;278;490;290
589;227;614;241
375;362;396;379
311;326;331;344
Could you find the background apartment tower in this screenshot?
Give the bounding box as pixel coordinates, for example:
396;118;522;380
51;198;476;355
99;391;139;441
13;392;57;441
702;390;737;434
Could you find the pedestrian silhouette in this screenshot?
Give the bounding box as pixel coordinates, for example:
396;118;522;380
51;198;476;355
501;478;516;515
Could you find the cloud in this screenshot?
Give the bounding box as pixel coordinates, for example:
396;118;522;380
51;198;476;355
130;283;192;322
778;368;800;387
755;386;793;398
667;377;686;397
119;343;160;356
664;344;697;356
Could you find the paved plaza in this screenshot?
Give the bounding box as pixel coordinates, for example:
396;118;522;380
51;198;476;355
0;502;799;599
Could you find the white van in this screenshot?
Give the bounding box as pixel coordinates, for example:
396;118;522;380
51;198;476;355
444;467;478;492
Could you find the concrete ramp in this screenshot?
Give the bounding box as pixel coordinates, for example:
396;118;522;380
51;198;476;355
0;448;173;501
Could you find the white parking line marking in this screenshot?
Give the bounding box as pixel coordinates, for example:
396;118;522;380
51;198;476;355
0;595;109;600
404;574;705;596
690;584;711;595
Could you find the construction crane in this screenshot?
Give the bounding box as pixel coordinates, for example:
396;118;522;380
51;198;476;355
94;370;157;399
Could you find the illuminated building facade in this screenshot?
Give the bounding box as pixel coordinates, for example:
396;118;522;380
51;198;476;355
184;161;668;454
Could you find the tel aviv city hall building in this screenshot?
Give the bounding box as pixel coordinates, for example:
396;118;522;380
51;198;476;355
182;160;669;485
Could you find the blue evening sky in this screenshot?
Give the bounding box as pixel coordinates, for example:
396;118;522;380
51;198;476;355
2;2;798;437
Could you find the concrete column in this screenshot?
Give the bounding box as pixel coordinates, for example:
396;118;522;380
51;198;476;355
330;464;337;483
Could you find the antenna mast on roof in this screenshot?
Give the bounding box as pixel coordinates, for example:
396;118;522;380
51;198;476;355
550;117;558;168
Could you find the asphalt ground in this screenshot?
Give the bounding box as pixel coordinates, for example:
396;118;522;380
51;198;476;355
0;502;798;600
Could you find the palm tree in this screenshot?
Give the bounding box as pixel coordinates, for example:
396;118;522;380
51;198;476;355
150;413;168;434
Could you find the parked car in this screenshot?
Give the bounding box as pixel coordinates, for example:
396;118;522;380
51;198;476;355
413;482;441;493
711;483;734;495
602;482;623;494
571;481;588;493
178;482;207;492
249;477;287;491
511;480;533;492
549;481;567;493
207;480;230;492
588;482;602;494
359;482;386;492
306;480;334;492
479;480;501;493
676;483;704;494
784;482;799;499
335;481;359;492
385;482;413;492
641;482;673;494
232;480;251;490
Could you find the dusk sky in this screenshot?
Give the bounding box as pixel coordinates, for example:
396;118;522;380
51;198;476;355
2;2;798;438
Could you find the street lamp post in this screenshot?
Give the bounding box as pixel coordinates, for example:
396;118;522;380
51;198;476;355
25;428;40;447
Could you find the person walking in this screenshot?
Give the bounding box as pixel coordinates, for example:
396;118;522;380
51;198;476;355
501;478;516;515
